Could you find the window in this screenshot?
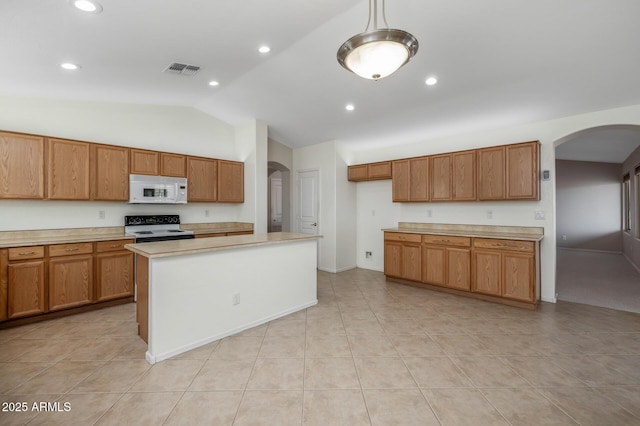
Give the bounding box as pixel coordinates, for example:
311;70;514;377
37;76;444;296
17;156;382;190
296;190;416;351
636;166;640;237
623;173;631;232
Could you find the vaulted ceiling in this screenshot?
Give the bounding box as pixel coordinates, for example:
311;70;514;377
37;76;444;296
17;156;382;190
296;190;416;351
2;0;640;152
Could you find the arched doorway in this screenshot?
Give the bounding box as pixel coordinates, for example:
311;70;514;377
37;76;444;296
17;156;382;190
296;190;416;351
268;161;291;232
554;125;640;312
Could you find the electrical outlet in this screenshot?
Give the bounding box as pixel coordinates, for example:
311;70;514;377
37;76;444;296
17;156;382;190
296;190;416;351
205;209;210;217
426;209;432;218
535;211;545;220
365;251;372;258
486;210;493;219
232;293;240;305
98;210;105;219
562;235;567;241
371;209;376;216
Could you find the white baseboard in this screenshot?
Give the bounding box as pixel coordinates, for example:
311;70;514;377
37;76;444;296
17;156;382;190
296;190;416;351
318;265;357;273
557;247;622;254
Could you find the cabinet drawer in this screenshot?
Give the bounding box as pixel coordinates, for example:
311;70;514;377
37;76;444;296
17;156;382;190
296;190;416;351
96;239;135;253
8;246;45;260
49;242;93;257
384;232;421;243
422;235;470;247
473;238;534;252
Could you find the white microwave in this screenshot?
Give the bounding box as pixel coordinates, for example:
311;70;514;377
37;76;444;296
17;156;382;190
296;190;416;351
129;174;188;204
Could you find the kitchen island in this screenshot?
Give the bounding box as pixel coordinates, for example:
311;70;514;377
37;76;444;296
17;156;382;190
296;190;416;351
126;232;320;364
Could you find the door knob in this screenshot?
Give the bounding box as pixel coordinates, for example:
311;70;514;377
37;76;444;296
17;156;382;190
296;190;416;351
312;223;317;227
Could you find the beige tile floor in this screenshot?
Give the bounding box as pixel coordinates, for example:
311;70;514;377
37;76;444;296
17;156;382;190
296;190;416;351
1;268;640;425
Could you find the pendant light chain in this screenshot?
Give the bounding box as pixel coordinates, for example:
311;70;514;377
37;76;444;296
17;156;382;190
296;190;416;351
366;0;390;32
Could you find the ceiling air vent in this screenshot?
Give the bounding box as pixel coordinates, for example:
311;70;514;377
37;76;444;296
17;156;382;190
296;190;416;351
163;62;201;76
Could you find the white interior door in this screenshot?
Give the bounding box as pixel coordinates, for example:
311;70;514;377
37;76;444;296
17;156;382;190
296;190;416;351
298;170;319;235
270;177;282;231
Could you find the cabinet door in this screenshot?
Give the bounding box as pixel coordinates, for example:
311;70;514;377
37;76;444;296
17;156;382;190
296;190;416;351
410;157;429;201
130;149;159;175
506;142;539;200
188;157;217;202
96;251;134;302
0;132;45;199
502;252;535;301
218;160;244;203
48;255;92;311
422;245;446;285
0;249;8;321
91;144;129;200
452;150;476;201
430;154;452;201
367;162;392;179
391;160;410;202
160;153;187;177
477;146;505;200
348;165;368;181
472;249;501;296
384;242;402;278
7;260;46;319
447;248;470;290
47;138;90;200
402;244;422;281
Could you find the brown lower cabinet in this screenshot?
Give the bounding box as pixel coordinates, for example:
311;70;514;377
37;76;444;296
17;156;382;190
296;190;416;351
0;238;134;325
384;233;421;281
48;242;93;311
384;231;538;309
421;235;471;291
95;240;134;302
471;238;535;303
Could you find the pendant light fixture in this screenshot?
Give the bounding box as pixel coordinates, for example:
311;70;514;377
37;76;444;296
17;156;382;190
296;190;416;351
337;0;418;80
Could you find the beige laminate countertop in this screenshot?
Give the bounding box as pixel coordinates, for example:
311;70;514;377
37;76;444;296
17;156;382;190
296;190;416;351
126;232;321;259
0;222;254;248
0;228;131;248
383;222;544;242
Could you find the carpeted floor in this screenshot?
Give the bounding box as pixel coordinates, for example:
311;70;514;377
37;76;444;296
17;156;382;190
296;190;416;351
556;248;640;313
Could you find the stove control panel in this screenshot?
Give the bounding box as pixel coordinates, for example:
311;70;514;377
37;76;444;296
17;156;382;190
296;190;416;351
125;215;181;226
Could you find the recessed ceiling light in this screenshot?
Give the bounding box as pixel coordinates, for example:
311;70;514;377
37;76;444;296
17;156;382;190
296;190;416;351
208;81;220;87
258;46;271;54
71;0;103;13
425;76;438;86
345;104;355;111
61;63;80;70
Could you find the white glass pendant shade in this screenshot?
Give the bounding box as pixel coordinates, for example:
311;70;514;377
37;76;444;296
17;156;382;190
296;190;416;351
338;29;418;80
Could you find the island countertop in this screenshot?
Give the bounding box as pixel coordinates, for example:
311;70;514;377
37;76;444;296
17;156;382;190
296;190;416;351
383;222;544;242
125;232;321;259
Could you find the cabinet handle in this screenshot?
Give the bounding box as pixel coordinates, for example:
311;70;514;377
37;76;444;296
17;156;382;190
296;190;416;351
18;251;36;256
65;248;79;252
109;244;120;248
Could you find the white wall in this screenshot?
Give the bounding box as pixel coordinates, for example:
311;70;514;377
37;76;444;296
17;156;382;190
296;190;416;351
556;160;622;252
0;95;259;231
235;120;268;233
351;103;640;302
292;140;357;273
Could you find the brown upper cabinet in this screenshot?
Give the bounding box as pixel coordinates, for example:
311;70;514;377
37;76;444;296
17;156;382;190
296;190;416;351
47;138;91;200
347;161;392;182
130;148;159;175
0;131;45;199
506;142;539;199
392;157;429;202
477;146;505;200
452;150;477;201
187;156;218;202
218;160;244;203
91;144;129;201
160;152;187;177
478;141;539;201
430;154;452;201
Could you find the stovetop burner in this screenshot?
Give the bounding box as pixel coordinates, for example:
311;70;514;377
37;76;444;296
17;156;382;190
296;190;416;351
125;214;195;242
